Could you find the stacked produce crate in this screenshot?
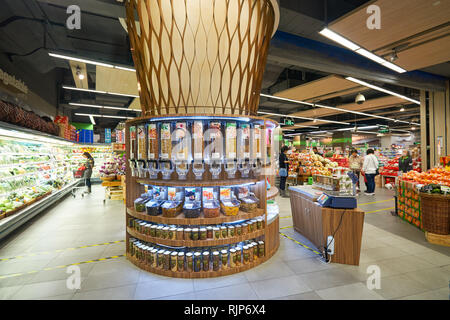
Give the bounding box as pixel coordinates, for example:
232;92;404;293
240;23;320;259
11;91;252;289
397;178;422;229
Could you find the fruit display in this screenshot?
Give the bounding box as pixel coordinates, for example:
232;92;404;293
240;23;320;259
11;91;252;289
99;154;127;179
401;167;450;186
397;179;422;229
380;156;422;177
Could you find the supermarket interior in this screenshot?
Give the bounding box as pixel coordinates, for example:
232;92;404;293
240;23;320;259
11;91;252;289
0;0;449;304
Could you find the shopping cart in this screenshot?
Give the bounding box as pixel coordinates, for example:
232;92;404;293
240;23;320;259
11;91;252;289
72;169;88;198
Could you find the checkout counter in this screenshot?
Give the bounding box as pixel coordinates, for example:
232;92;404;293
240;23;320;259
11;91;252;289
289;185;364;265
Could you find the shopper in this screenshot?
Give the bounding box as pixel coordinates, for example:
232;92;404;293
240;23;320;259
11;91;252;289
279;146;289;198
362;149;379;195
82;152;95;193
349;149;362;191
398;150;413;173
312;146;322;157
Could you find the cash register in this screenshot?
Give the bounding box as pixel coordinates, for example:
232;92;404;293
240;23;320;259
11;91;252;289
316;192;357;209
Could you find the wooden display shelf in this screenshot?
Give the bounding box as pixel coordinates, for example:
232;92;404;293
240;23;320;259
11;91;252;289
101;180;122;187
136;178;258;187
127;207;264;225
126;244;278;279
127;226;265;247
267;186;279;200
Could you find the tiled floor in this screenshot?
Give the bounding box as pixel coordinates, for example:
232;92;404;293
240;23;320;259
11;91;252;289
0;184;449;300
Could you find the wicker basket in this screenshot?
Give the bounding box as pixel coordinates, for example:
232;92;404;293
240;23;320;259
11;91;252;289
420;192;450;235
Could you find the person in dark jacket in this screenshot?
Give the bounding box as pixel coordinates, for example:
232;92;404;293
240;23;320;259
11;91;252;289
398;150;413;173
82;152;95;193
279;146;289;198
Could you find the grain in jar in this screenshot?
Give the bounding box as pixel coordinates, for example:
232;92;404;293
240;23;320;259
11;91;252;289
186;252;194;272
235;224;242;236
248;244;254;262
163;251;171;270
150;249;157;267
150;225;157;237
229;249;236;267
241;223;248;235
258;241;265;257
156;226;163;238
206;226;213;239
162;227;169;239
249;220;257;232
176;227;184;240
235;247;242;266
202;252;210;272
170;252;178;272
168;227;176;240
213;227;220;239
200;228;207;241
194;252;201;272
220;249;228;269
220;226;227;239
228;225;235;237
177;252;185;272
243;246;250;264
251;242;258;259
157;249;165;268
192;228;199;241
256;218;263;230
184;228;192;241
212;251;220;271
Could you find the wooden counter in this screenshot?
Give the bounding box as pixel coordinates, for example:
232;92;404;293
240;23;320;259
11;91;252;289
289;186;364;266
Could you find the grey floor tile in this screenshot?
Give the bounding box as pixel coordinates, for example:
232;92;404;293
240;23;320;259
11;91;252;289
274;291;323;300
28;263;95;285
243;258;295;282
195;283;258;300
134;278;194;300
35;293;75;300
0;285;23;299
338;260;401;281
316;282;384;300
249;275;311;299
297;269;360;291
153;292;198;300
377;255;435;274
73;284;136;300
359;246;409;263
403;267;450;290
413;251;450;267
375;274;430;299
11;278;82;300
79;269;140;292
193;273;248;292
286;257;336;275
398;287;449;300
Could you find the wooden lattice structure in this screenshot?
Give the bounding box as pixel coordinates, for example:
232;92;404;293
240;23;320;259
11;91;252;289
125;0;279;116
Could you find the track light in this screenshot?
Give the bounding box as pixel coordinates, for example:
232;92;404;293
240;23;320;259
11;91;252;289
400;107;405;112
76;66;85;80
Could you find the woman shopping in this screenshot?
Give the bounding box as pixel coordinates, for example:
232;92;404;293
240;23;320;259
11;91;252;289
362;149;379;195
82;152;95;193
349;149;362;191
279;146;289;198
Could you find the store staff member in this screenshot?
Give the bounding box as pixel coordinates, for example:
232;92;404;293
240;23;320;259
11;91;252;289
399;150;413;173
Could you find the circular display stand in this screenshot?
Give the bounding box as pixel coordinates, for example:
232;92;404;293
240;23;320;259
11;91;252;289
125;114;280;278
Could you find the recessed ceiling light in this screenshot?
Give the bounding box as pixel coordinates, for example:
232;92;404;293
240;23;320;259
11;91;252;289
400;107;405;112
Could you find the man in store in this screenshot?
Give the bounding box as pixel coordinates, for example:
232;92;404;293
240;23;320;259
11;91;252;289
349;149;363;192
362;149;379;195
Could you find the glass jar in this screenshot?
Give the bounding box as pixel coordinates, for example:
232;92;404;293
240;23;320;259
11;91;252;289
251;242;258;259
235;224;242;236
235;247;242;266
151;249;157;267
213;227;220;239
157;249;165;268
170;252;178;272
200;228;207;241
206;226;213;239
184;228;192;241
241;223;248;235
220;249;228;269
162;227;169;239
156;226;164;238
243;246;250;264
177;252;185;272
248;244;254;262
212;251;220;271
202;252;210;272
192;228;199;241
228;225;235;237
229;249;236;268
176;228;184;240
220;226;227;239
169;227;177;240
194;252;201;272
150;225;157;237
186;252;193;272
164;251;171;270
258;241;265;257
249;220;256;232
256;218;263;230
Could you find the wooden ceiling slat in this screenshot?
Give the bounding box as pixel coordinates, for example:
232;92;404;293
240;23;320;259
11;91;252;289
95;66;139;96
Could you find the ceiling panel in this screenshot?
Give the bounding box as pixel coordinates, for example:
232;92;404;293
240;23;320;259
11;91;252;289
95;65;138;95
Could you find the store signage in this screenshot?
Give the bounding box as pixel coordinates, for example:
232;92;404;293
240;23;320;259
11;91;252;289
284;118;294;126
0;68;28;94
378;125;390;134
105;128;112;143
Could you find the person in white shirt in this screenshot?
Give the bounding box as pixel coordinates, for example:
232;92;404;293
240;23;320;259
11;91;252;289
362;149;379;195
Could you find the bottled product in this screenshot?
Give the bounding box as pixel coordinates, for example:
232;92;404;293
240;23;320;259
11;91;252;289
169;227;177;240
220;249;228;269
206;226;213;239
235;247;242;266
192;228;199;241
176;227;184;240
170;252;178;272
258;241;265;257
163;251;171;270
202;252;210;271
184;228;192;240
200;228;207;240
212;251;220;271
177;252;185;272
229;249;236;267
194;252;201;272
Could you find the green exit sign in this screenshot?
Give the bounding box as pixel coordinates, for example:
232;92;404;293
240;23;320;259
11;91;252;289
284;119;294;126
378;126;390;134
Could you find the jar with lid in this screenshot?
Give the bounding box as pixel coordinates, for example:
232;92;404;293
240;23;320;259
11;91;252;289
258;241;265;257
194;252;201;272
235;247;242;266
200;228;207;240
162;227;169;239
184;228;192;241
202;252;210;271
220;250;228;269
229;248;236;267
241;223;248;235
150;225;157;237
163;251;171;270
256;218;263;230
176;252;185;272
192;228;199;241
220;226;227;238
249;220;257;232
176;228;184;240
213;227;220;239
157;249;165;268
251;242;258;259
235;224;242;236
228;225;235;237
186;252;194;272
156;226;163;238
243;246;250;264
206;226;213;239
169;227;177;240
212;251;220;271
150;249;157;267
170;252;178;272
248;244;254;262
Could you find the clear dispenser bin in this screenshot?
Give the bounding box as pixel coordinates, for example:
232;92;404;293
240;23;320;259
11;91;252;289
129;159;138;177
251;158;262;177
160;160;174;180
137;159;147;178
238;158;251;178
225;159;237;179
175;160;189;180
146;159;159;179
209;160;222;180
192;160;205;180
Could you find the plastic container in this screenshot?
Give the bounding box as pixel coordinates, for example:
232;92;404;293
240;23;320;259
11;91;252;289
183;201;202;218
134;198;149;212
145;199;164;216
161;201;183;217
220;199;241;216
239;195;259;212
203;200;220;218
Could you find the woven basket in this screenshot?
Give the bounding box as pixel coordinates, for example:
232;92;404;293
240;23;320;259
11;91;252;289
420;192;450;235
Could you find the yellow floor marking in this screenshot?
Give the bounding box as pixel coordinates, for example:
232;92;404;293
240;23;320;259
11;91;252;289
279;232;321;255
359;198;394;206
365;207;395;214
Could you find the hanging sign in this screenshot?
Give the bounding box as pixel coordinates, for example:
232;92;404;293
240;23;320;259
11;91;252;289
105;128;112;143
